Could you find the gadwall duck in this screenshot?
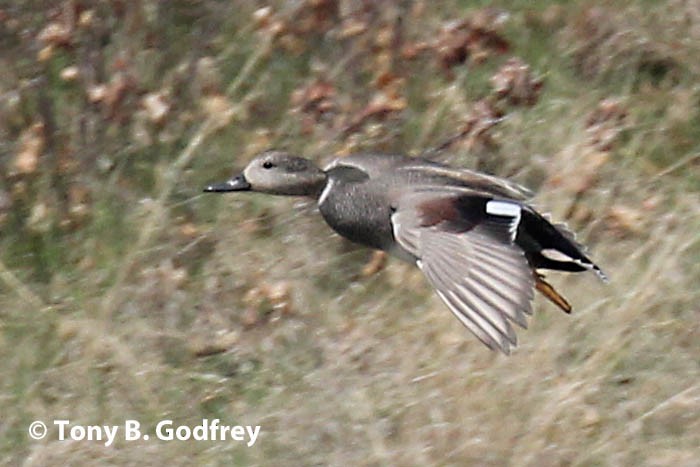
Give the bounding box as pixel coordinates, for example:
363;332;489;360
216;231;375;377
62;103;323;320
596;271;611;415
205;150;605;354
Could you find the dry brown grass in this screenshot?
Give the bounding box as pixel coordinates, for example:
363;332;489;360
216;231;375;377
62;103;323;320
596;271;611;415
1;1;699;466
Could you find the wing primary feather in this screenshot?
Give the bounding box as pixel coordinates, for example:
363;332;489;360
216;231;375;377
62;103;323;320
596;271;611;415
421;257;509;352
428;243;516;341
425;247;513;349
455;254;534;321
449;246;534;300
454;282;518;345
430;277;501;352
447;290;511;354
469;239;526;266
439;231;525;270
462;276;530;329
469;260;534;301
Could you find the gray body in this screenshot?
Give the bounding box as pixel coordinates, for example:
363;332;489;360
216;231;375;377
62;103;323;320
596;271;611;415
205;150;605;354
319;157;402;254
318;153;530;257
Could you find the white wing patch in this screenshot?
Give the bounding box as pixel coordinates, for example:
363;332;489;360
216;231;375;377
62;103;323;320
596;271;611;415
486;200;521;217
485;200;522;241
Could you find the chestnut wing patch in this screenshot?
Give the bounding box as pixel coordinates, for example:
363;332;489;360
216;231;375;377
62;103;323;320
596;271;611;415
415;196;484;232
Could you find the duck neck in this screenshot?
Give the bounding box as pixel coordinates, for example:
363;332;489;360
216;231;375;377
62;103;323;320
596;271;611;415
302;168;328;199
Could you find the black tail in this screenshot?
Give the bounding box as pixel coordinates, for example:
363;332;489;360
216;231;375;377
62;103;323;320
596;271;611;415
516;209;607;281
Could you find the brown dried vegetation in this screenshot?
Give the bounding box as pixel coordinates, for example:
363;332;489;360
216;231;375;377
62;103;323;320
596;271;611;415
1;1;699;465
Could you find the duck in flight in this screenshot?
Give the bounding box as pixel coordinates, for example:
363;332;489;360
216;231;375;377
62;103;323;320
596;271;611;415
204;150;606;354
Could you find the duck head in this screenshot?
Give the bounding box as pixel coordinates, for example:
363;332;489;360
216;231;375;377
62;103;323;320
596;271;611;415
204;150;327;197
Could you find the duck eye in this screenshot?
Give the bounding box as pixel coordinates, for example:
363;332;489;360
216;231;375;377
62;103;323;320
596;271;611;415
262;161;274;169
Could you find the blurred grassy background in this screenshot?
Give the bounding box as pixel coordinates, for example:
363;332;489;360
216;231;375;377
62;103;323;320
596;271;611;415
1;0;699;465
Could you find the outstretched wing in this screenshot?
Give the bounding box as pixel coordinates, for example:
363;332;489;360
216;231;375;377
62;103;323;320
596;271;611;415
391;191;535;354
